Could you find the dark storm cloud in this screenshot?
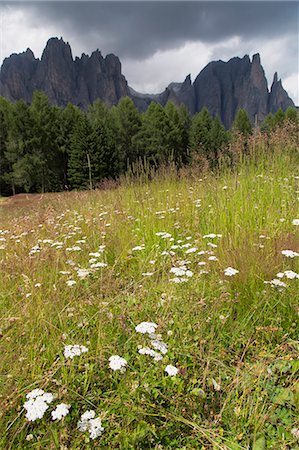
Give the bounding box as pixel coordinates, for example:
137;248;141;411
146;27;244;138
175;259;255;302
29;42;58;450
5;1;298;60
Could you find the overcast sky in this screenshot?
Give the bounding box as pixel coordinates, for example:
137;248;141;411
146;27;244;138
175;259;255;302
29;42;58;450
0;1;298;103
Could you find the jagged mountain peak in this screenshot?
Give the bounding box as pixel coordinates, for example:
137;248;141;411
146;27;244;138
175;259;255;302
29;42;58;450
0;37;295;127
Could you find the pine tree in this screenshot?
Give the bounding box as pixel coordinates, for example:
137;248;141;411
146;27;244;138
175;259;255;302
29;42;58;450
3;100;34;194
189;107;213;159
133;102;173;166
58;103;83;189
29;91;63;191
0;97;12;195
232;109;253;136
88;99;120;182
112;97;141;170
164;102;191;166
68;114;91;190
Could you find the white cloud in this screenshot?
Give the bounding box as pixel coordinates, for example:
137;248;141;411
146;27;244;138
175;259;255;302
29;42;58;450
122;41;212;93
0;6;86;63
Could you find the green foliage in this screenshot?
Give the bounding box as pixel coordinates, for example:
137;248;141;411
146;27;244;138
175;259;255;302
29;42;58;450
133;102;175;166
232;109;253;136
0;91;297;196
261;107;298;133
190;108;228;166
112;96;141;170
68;114;92;190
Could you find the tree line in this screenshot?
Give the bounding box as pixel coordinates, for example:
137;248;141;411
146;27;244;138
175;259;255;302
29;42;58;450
0;91;297;195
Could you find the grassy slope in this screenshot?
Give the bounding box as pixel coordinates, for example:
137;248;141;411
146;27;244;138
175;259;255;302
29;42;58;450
0;146;298;449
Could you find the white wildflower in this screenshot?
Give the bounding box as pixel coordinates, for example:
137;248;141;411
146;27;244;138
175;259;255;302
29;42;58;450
132;245;144;251
51;403;70;421
63;344;89;359
78;411;104;439
138;347;163;361
66;246;82;252
277;270;299;279
135;322;158;334
292;219;299;226
224;267;239;276
66;280;76;287
151;339;168;354
90;262;107;269
185;247;197;254
165;364;179;376
24;389;54;422
78;410;96;430
89;417;104;439
108;355;128;372
77;268;90;279
281;250;299;258
264;279;287;288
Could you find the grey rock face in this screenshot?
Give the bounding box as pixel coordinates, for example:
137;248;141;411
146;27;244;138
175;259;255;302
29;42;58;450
0;37;130;108
0;38;295;127
268;72;295;113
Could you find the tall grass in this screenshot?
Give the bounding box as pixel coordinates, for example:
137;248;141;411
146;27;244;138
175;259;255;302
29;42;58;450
0;127;298;449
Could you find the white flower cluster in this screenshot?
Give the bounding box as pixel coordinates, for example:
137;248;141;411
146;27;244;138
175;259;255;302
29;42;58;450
165;364;179;377
276;270;299;279
89;245;107;269
224;267;239;276
78;410;104;440
135;322;158;334
23;389;54;422
64;344;89;359
138;346;163;361
29;244;41;256
108;355;128;372
264;279;287;289
169;264;193;283
281;249;299;258
51;403;71;421
135;321;178;375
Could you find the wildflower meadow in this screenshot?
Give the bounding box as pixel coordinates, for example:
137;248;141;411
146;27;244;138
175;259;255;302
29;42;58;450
0;130;298;449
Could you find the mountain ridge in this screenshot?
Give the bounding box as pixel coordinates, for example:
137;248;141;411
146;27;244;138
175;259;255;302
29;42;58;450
0;37;295;128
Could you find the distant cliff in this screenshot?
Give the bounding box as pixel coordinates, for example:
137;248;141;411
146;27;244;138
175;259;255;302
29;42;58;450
0;37;295;127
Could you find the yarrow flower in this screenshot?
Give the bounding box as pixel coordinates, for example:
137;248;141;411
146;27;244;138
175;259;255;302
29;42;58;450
108;355;128;372
150;339;168;354
292;219;299;226
169;266;193;283
76;268;90;279
78;410;104;440
277;270;299;279
24;389;54;422
138;347;163;361
165;364;179;376
224;267;239;276
264;279;287;288
51;403;70;421
281;249;299;258
63;344;89;359
135;322;158;334
78;411;102;437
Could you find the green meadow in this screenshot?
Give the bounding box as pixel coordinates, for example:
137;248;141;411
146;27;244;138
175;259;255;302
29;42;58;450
0;135;298;449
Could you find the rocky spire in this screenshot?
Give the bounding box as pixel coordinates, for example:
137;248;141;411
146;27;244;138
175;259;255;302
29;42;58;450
268;71;295;113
